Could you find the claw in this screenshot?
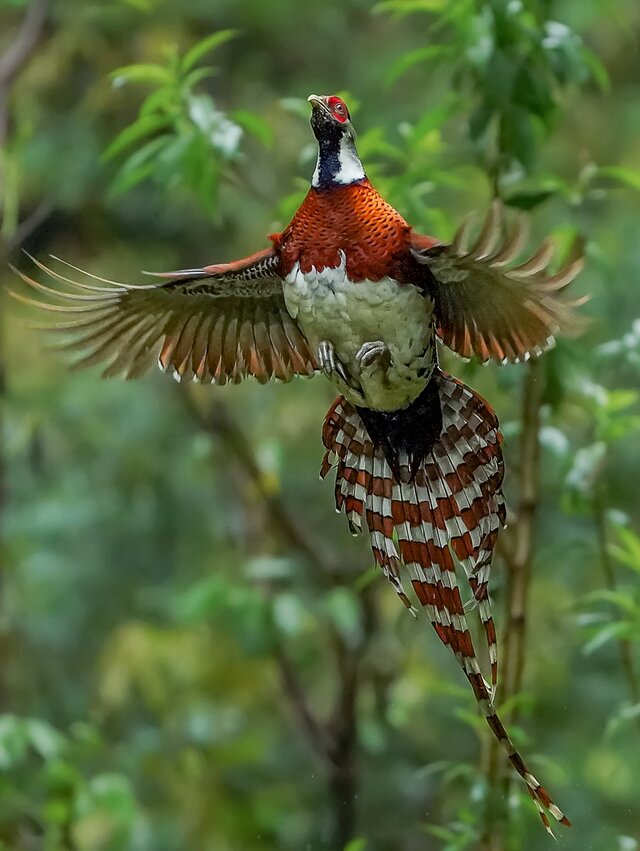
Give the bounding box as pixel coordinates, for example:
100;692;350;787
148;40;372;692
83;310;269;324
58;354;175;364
317;340;349;383
317;340;335;376
356;340;390;370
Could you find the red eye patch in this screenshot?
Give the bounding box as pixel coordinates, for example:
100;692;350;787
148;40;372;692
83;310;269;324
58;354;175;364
327;96;349;123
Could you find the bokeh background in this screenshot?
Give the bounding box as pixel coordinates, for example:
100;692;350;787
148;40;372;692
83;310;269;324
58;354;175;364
2;1;640;849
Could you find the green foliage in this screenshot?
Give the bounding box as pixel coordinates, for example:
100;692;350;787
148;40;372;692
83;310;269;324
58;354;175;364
105;31;249;215
380;0;606;180
0;716;139;849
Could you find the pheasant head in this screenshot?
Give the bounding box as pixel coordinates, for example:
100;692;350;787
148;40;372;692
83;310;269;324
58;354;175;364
307;94;365;188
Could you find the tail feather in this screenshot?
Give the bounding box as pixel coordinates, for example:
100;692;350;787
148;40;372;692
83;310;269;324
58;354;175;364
320;369;569;833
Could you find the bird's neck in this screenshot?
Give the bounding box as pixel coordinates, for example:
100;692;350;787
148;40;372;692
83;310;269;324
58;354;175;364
311;132;366;189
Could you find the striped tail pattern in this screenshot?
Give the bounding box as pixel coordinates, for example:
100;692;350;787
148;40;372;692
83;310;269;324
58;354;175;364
320;369;570;834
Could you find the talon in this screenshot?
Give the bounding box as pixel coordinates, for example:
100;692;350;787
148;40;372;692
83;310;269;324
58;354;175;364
317;340;336;377
334;360;349;384
317;340;364;400
356;340;390;370
317;340;350;383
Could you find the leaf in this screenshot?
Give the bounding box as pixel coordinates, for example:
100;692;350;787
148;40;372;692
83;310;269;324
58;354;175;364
583;48;610;91
110;63;172;87
279;97;311;119
499;107;535;168
343;839;367;851
181;30;237;73
609;527;640;574
505;189;556;210
108;136;168;196
583;621;635;655
140;87;175;117
183;67;219;90
102;114;171;161
323;588;362;646
598;166;640;192
468;101;492;142
231;110;273;147
272;592;306;636
25;719;64;760
485;50;515;108
385;45;450;87
584;589;640;616
374;0;448;17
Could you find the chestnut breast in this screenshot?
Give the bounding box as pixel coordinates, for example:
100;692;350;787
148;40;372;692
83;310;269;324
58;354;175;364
272;180;413;283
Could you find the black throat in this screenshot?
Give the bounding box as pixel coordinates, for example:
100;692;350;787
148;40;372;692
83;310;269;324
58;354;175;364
315;135;343;187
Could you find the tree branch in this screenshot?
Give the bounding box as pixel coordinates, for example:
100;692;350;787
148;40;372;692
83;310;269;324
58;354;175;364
480;359;544;848
0;0;49;142
0;0;49;88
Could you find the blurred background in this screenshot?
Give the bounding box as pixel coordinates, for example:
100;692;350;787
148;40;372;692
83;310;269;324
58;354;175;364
2;1;640;849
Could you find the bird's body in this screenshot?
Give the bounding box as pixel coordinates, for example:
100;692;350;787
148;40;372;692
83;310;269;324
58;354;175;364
12;93;586;835
284;263;434;410
277;179;436;410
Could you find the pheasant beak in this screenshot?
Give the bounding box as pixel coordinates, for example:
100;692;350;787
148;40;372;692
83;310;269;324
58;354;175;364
307;94;330;116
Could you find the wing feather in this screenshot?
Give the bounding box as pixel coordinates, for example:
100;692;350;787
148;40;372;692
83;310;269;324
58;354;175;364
412;202;586;363
11;250;318;384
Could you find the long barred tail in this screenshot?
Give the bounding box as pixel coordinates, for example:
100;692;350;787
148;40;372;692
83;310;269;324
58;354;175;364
320;369;570;834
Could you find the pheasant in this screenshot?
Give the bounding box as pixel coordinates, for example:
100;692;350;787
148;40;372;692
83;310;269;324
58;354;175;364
11;93;584;833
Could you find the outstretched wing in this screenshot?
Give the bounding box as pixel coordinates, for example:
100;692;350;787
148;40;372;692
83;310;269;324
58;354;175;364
10;248;317;383
411;202;586;364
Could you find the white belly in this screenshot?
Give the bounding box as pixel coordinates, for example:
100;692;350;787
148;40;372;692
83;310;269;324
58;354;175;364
283;255;435;411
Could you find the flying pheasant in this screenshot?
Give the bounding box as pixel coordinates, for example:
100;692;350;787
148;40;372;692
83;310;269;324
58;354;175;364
12;94;584;833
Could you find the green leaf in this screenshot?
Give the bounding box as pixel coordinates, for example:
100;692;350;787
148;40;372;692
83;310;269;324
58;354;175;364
110;63;172;87
583;48;610;91
103;114;171;161
25;719;64;760
109;136;168;196
231;110;273;147
385;45;450;87
500;107;537;168
140;86;176;117
343;839;367;851
374;0;448;17
468;101;493;142
584;589;640;616
583;621;636;655
609;527;640;573
181;30;237;73
183;67;219;90
598;166;640;192
484;50;515;108
505;189;556;210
